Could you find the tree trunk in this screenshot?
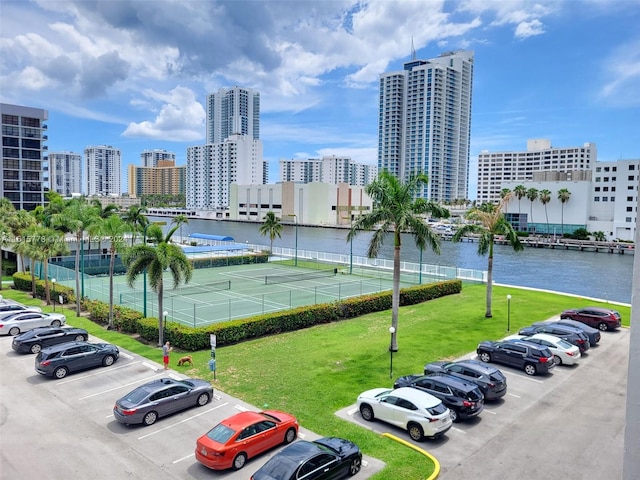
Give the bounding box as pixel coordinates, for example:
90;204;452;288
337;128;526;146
390;236;401;352
0;251;4;291
157;281;164;347
44;261;51;305
108;247;115;329
75;232;81;316
485;241;494;318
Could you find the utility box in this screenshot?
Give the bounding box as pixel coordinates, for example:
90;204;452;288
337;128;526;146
208;359;216;372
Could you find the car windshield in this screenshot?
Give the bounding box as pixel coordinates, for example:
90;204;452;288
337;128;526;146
375;390;394;399
122;387;150;404
426;403;448;416
557;339;573;349
206;423;236;443
489;371;505;381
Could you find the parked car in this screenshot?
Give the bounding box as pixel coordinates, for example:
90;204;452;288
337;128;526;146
250;437;362;480
11;326;88;354
424;359;507;400
0;311;66;336
394;373;484;422
195;410;299;471
35;341;119;379
0;299;42;317
560;306;622;331
357;387;452;441
114;377;213;426
518;323;590;353
477;340;555;375
553;319;601;346
505;333;581;366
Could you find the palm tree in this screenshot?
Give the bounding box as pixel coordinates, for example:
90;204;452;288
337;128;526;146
25;225;69;304
7;210;36;272
499;188;511;213
172;214;189;243
526;188;538;230
121;205;148;246
0;220;11;291
100;215;129;329
125;224;192;346
90;199;118;253
347;171;449;351
452;194;523;318
539;189;552;237
258;211;282;253
513;185;526;215
557;188;571;237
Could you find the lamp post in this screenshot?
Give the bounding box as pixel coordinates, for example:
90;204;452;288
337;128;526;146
287;214;298;267
51;278;56;312
342;215;354;274
507;294;512;332
419;246;423;284
389;326;395;379
142;221;166;318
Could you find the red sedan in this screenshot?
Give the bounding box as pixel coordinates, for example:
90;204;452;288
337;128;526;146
195;410;299;471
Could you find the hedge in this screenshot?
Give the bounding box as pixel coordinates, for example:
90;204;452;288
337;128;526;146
12;272;74;305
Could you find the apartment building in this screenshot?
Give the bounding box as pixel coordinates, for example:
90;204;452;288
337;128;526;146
49;151;82;197
128;159;185;197
206;86;260;144
140;149;175;168
279;156;378;186
85;145;121;195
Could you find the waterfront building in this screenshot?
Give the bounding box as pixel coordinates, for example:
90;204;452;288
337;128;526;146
378;50;474;203
88;194;140;210
229;181;372;225
0;103;48;211
206;87;260;144
49;152;82;197
85;145;121;195
279;156;377;186
477;139;596;204
140;149;175;168
128;159;185;197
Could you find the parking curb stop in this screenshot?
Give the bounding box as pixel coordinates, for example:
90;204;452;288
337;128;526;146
381;432;440;479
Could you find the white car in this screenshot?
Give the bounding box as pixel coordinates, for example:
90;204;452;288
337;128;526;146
505;333;581;366
357;386;452;441
0;312;66;336
0;299;42;319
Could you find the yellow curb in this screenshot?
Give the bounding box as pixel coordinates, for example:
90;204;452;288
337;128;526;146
381;432;440;479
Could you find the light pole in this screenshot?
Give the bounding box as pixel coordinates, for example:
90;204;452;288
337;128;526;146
51;278;56;312
419;246;423;284
342;215;353;274
142;221;166;318
287;214;298;267
389;326;395;379
507;294;512;332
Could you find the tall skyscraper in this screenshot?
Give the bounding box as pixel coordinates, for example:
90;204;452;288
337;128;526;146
128;159;185;197
85;145;121;195
378;50;474;203
49;152;82;197
0;103;48;211
140;149;176;168
206;87;260;144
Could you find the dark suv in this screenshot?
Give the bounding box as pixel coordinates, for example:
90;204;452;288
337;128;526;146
560;307;622;331
518;323;590;353
551;319;600;346
424;360;507;400
477;340;555;376
35;341;119;379
394;373;484;422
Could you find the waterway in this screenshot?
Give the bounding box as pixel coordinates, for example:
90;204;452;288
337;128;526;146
152;217;634;305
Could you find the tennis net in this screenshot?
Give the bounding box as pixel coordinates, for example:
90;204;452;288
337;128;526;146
265;268;338;285
166;280;231;296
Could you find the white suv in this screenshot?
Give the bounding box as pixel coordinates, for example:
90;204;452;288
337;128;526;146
357;386;452;441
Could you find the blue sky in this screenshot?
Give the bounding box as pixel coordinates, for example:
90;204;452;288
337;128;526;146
1;0;639;199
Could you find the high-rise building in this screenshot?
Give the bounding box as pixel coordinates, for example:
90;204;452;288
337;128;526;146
279;156;378;187
128;159;186;197
84;145;121;195
0;103;48;211
49;152;82;197
378;50;474;203
206;87;260;144
140;149;176;168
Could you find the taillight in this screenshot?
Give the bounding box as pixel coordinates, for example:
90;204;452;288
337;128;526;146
567;351;576;356
462;400;474;407
118;407;137;416
539;356;550;363
40;360;51;366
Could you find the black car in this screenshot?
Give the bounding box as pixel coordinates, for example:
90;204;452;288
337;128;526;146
477;340;555;376
394;373;484;422
12;326;88;354
35;341;119;379
250;437;362;480
518;323;590;353
551;319;601;346
424;360;507;400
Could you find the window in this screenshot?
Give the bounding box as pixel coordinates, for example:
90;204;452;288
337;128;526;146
594;197;600;201
630;176;636;181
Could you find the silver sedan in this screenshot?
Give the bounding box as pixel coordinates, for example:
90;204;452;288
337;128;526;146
0;311;66;336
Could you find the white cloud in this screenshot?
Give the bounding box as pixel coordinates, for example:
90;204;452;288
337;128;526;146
599;39;640;107
514;19;545;39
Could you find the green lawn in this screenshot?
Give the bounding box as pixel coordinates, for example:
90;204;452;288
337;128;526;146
3;285;631;480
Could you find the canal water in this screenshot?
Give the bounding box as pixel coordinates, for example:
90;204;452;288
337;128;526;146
152;217;634;305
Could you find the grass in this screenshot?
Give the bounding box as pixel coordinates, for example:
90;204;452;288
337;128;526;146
3;284;631;479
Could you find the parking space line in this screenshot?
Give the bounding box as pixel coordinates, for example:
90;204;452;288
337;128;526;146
451;427;466;434
78;373;164;400
137;402;229;440
347;407;358;416
172;452;195;464
483;409;497;415
507;392;522;398
235;404;249;412
56;361;142;385
119;352;134;360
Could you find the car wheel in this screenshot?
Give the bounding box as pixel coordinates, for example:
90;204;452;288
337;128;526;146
54;366;68;379
232;452;247;470
8;327;20;336
598;322;608;332
449;408;459;423
143;411;158;426
524;363;537;376
284;427;297;444
75;334;86;341
407;422;424;442
479;351;491;363
30;343;42;354
196;393;209;406
553;355;562;366
348;457;362;476
51;320;61;327
359;404;374;421
102;355;115;367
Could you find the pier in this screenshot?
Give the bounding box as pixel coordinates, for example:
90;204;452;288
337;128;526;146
458;235;635;254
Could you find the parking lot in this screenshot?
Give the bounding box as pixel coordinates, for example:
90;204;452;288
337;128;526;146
337;323;629;479
0;334;384;480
